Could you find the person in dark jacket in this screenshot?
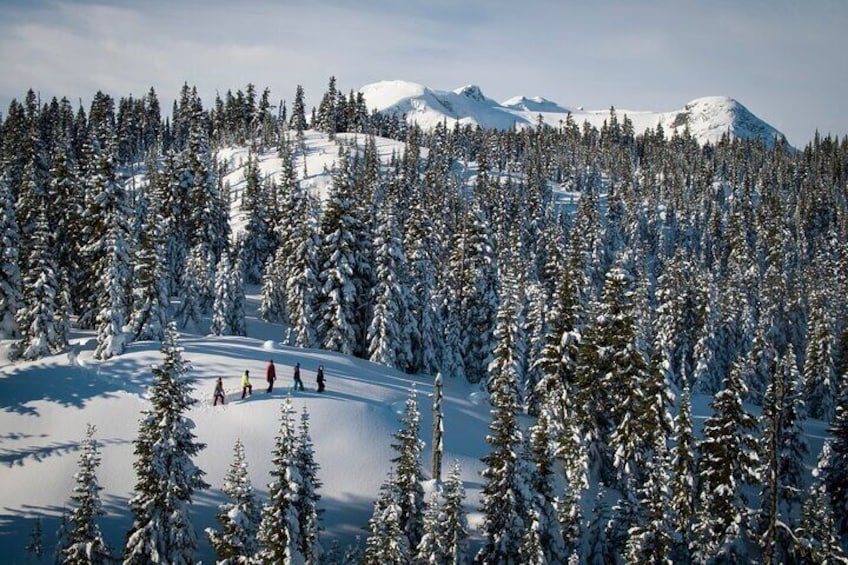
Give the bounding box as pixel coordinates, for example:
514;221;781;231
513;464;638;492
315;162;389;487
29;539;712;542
316;365;325;392
266;359;276;393
293;362;305;391
213;377;226;406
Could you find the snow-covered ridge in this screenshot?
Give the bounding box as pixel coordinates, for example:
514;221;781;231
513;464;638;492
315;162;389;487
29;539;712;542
360;80;787;146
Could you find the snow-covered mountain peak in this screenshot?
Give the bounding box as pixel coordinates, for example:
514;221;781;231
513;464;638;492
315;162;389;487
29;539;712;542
360;80;787;146
453;84;488;103
671;96;785;145
502;95;571;113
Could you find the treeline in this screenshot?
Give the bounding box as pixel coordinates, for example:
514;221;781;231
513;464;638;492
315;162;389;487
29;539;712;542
2;77;848;562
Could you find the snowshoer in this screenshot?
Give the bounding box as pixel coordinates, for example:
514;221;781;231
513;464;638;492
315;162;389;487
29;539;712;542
266;359;276;393
316;365;325;392
241;370;253;399
213;377;226;405
293;362;305;391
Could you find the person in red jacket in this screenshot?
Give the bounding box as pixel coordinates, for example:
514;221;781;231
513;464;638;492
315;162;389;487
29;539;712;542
266;359;276;393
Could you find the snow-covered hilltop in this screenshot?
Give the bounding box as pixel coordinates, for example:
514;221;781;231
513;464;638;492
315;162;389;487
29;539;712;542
360;80;787;146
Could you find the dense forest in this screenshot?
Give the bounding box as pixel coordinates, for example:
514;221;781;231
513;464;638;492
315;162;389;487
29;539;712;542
2;77;847;563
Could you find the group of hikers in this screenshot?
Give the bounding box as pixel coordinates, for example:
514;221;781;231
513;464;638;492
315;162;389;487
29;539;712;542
213;360;326;406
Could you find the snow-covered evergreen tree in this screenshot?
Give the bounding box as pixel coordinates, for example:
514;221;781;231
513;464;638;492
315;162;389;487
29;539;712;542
390;387;425;551
404;198;442;376
256;397;303;564
824;371;848;538
523;410;568;563
176;245;205;331
363;474;407;565
16;205;65;359
128;196;169;342
0;175;22;340
804;288;837;421
475;339;527;563
238;148;271;285
210;252;246;336
367;203;409;369
205;439;261;564
669;386;697;563
317;150;360;355
294;407;323;563
60;424;110;565
416;462;468;565
284;178;321;348
124;324;208;564
795;442;846;562
692;361;760;563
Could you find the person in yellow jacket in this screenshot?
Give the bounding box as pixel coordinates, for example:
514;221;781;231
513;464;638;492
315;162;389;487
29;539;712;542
241;370;253;399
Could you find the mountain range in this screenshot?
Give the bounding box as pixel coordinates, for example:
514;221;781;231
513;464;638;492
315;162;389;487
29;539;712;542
360;80;786;146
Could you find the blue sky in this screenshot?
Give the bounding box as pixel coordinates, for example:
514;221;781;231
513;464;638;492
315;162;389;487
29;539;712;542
0;0;845;145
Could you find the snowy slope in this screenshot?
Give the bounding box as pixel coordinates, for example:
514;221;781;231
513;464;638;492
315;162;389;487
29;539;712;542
360;80;787;146
0;288;490;563
219;131;408;237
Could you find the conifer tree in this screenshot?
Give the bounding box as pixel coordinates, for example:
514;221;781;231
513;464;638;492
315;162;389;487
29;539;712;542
404;198;442;375
294;407;323;563
128;198;169;342
416;462;469;564
238;149;271;285
210;253;246;336
205;439;261;564
583;486;614;565
824;372;848;537
363;474;407;565
775;348;808;516
60;424;110;565
289;85;308;134
523;411;568;563
795;443;846;562
256;398;304;564
0;175;22;340
317;151;360;355
804;288;837;421
367;203;409;369
475;340;526;563
124;324;208;564
390;388;425;551
176;245;204;331
16;205;65;359
669;386;696;563
625;432;674;564
692;361;760;563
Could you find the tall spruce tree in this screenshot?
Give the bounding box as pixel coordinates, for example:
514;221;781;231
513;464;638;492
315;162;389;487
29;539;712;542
205;439;261;564
390;387;426;551
475;337;527;563
210;252;246;336
16;205;65;359
692;361;760;563
0;175;22;339
416;462;468;564
317;150;360;355
294;407;323;563
824;371;848;538
363;473;408;565
256;397;304;564
124;324;208;564
60;424;110;565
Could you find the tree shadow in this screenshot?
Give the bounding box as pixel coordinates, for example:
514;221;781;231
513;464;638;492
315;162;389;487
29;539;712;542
0;437;132;468
0;356;151;416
